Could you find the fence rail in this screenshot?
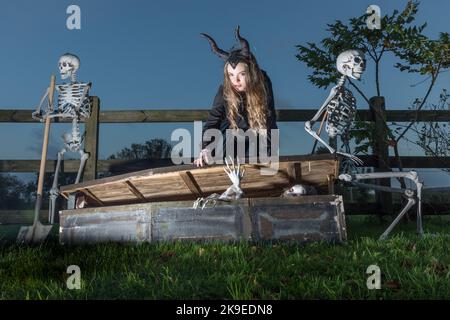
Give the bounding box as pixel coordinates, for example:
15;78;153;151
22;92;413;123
2;109;450;123
2;156;450;174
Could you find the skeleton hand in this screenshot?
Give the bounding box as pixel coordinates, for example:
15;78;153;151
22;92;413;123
194;148;213;167
336;151;364;166
32;110;44;122
224;156;245;189
193;193;222;209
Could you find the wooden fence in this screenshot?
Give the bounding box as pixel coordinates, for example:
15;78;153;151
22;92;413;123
1;96;450;223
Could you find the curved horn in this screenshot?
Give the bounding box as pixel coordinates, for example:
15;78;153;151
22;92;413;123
201;33;229;60
235;26;250;57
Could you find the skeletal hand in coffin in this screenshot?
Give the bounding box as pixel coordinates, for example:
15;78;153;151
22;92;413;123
220;156;245;200
192;157;246;209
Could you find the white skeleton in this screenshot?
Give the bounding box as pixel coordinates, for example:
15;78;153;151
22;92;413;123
339;171;423;240
304;49;424;239
305;49;365;170
32;53;92;223
193;156;245;209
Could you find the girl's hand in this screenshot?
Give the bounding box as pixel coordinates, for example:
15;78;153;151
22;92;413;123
193;149;212;167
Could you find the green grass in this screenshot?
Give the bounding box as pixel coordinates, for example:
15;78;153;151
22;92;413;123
1;215;450;299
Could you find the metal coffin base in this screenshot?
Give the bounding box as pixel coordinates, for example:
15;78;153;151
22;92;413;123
59;195;347;244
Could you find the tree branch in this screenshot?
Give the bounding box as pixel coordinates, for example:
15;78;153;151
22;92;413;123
347;79;370;105
395;64;441;142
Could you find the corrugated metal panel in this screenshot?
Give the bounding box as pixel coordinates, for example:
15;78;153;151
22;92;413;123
59;195;346;244
153;205;246;241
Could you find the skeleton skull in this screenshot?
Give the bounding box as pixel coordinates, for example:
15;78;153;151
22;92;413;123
58;53;80;80
282;184;317;197
336;50;365;80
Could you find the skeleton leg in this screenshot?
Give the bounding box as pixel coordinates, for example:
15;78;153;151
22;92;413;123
49;148;66;224
339;171;423;239
75;149;89;184
380;197;416;240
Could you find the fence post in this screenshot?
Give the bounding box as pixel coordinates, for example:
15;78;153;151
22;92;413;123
369;96;393;216
83;96;100;181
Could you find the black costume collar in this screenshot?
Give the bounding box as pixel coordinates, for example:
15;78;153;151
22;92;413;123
201;26;252;69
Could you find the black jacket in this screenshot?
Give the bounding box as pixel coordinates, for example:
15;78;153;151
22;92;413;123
201;70;278;157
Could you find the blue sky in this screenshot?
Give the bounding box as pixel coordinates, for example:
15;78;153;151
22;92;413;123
0;0;449;185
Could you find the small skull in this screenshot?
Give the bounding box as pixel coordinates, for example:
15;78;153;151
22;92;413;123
282;184;317;197
58;53;80;80
336;50;365;80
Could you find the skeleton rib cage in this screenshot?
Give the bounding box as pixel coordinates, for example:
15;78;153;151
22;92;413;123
326;86;357;138
56;82;91;119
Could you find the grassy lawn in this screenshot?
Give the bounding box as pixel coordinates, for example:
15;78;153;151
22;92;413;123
1;215;450;299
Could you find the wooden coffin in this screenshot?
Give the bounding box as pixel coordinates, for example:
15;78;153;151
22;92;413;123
59;154;339;208
59;195;347;244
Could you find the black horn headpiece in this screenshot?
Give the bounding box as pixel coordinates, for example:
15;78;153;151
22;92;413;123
201;26;252;69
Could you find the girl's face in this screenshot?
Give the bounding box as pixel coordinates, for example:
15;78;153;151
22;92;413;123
227;62;247;92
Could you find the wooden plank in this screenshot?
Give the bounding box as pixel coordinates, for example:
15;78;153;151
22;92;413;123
99;110;210;123
2;155;450;174
124;180;147;202
345;203;450;215
0;110;80;123
2;108;450;123
80;188;105;206
327;175;335;194
179;171;203;196
0;210;48;225
286;162;302;184
83;96;100;182
57;158;338;206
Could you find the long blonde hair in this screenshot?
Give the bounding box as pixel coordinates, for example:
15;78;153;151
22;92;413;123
223;58;268;131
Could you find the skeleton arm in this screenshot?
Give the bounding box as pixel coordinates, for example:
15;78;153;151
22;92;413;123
305;86;338;153
32;87;50;121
